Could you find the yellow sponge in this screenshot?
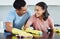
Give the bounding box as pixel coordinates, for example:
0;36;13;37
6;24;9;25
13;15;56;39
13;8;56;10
25;28;43;37
12;28;33;37
54;28;60;33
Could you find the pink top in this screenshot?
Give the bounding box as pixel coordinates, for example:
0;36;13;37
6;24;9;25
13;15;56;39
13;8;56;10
26;15;54;32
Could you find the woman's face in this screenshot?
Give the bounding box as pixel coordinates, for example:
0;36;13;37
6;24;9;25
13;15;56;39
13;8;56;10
35;6;45;18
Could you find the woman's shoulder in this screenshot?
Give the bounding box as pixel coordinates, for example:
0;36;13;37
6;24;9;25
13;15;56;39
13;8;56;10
48;16;52;19
30;15;36;18
28;15;36;21
47;16;53;22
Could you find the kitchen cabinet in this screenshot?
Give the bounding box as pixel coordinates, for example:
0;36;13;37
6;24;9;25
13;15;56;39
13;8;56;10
0;0;60;5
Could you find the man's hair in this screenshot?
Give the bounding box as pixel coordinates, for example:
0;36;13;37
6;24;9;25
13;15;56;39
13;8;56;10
36;2;49;21
13;0;26;10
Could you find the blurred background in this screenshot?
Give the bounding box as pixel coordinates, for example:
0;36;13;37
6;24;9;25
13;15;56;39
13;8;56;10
0;0;60;33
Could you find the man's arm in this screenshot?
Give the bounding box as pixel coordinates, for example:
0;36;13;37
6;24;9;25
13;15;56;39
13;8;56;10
5;22;12;32
5;11;15;32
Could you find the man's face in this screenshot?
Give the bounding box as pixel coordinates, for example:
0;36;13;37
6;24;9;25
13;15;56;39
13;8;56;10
16;5;27;16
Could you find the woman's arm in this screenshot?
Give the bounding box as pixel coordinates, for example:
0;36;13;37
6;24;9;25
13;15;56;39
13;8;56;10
24;16;34;30
48;16;54;31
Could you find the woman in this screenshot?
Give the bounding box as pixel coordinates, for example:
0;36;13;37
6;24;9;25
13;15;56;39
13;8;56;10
24;2;54;32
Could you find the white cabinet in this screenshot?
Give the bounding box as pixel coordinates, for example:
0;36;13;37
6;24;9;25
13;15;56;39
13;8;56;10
25;0;60;5
0;0;60;5
0;0;15;5
0;21;4;33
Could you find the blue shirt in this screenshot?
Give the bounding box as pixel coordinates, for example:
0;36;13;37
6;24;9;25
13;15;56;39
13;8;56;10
4;9;32;36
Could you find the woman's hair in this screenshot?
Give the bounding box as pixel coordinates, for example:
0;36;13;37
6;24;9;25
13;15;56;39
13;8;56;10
36;2;49;21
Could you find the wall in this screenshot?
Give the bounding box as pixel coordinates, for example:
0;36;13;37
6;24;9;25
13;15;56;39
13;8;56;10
0;0;60;5
0;5;60;24
25;0;60;5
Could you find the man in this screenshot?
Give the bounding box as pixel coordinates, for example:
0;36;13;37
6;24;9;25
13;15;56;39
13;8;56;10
4;0;32;36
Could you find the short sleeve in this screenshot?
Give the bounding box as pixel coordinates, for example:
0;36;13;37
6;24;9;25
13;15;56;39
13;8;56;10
5;11;15;23
27;10;33;16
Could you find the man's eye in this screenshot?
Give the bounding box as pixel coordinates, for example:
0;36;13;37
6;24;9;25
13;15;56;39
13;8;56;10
36;9;39;11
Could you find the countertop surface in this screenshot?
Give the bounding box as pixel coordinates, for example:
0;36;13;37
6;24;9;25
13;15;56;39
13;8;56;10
0;32;60;39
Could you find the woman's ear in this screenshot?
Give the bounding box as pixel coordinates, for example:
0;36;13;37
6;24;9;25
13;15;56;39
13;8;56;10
43;9;45;13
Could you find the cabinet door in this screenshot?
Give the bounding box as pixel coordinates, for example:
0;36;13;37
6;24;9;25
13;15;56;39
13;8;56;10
25;0;60;5
0;0;15;5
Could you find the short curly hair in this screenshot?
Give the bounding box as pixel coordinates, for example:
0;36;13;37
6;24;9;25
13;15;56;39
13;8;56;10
13;0;26;10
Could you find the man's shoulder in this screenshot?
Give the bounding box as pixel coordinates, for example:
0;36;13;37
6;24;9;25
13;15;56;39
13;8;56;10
8;9;16;15
26;10;33;16
9;9;16;13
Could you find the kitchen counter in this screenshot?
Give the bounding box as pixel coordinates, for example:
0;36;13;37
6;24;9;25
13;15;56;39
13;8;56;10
0;32;60;39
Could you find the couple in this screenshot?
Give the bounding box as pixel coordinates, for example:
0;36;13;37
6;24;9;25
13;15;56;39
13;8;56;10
4;0;54;36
